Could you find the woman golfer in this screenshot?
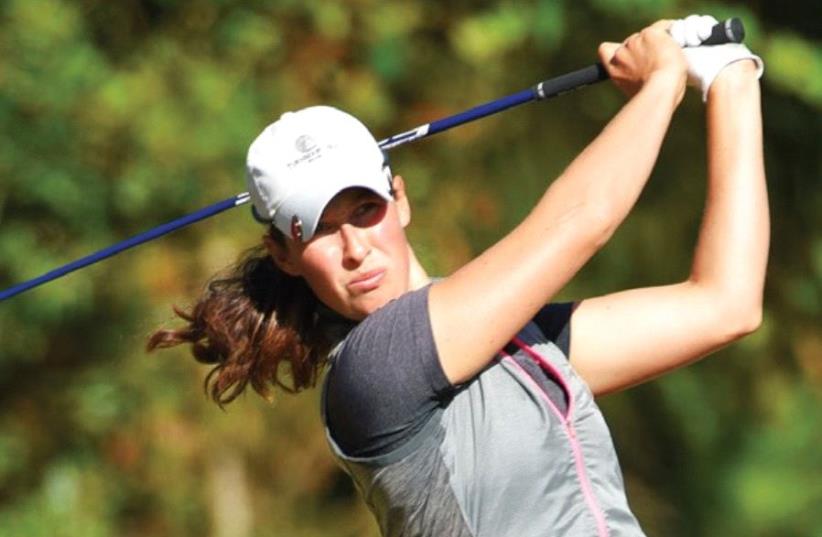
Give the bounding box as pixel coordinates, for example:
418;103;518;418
150;17;767;537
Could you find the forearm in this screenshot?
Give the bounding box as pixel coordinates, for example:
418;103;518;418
532;72;682;241
689;62;768;322
484;74;683;314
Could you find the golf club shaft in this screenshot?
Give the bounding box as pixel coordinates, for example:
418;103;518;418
0;18;745;302
0;69;607;303
379;64;608;150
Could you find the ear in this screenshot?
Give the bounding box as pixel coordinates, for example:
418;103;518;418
391;174;412;228
263;234;302;277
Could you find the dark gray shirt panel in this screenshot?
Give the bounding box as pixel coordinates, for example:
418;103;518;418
325;286;453;458
513;300;574;415
534;300;573;356
325;286;574;458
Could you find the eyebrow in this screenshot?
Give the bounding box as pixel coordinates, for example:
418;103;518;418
320;189;383;220
347;188;381;201
334;188;382;207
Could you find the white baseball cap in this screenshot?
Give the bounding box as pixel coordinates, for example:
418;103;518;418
246;106;393;242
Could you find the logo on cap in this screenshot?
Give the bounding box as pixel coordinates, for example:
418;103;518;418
295;135;318;153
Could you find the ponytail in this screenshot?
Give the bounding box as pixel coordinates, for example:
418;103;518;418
147;234;348;406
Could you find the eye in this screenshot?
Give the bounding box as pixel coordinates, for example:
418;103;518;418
314;220;335;235
351;200;386;227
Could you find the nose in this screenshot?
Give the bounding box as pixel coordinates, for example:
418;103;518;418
340;224;370;268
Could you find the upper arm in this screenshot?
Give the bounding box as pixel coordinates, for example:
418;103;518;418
568;281;759;395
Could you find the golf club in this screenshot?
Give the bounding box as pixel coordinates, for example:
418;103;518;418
0;17;745;302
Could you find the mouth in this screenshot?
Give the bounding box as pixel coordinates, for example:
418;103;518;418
347;269;386;294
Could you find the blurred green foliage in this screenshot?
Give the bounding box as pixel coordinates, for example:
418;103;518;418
0;0;820;536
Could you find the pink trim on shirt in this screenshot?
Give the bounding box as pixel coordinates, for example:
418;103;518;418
500;339;610;537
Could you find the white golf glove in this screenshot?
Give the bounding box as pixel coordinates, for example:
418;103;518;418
668;14;719;48
670;14;764;101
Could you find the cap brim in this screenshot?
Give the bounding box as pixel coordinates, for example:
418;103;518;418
273;174;392;242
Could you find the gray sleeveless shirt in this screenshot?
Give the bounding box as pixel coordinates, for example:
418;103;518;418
321;286;646;537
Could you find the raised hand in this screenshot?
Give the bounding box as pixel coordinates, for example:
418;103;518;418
598;20;687;100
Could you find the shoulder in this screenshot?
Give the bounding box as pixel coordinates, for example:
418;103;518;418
338;284;433;359
324;284;453;457
331;284;448;396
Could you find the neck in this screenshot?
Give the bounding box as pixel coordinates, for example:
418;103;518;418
407;244;431;290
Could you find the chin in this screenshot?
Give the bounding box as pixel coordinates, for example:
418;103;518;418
339;278;409;320
348;293;394;319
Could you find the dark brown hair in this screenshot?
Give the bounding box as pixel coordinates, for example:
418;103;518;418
146;228;348;406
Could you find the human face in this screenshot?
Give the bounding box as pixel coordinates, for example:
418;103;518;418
273;186;412;320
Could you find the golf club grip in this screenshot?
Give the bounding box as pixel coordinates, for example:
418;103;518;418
534;64;609;100
702;17;745;45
